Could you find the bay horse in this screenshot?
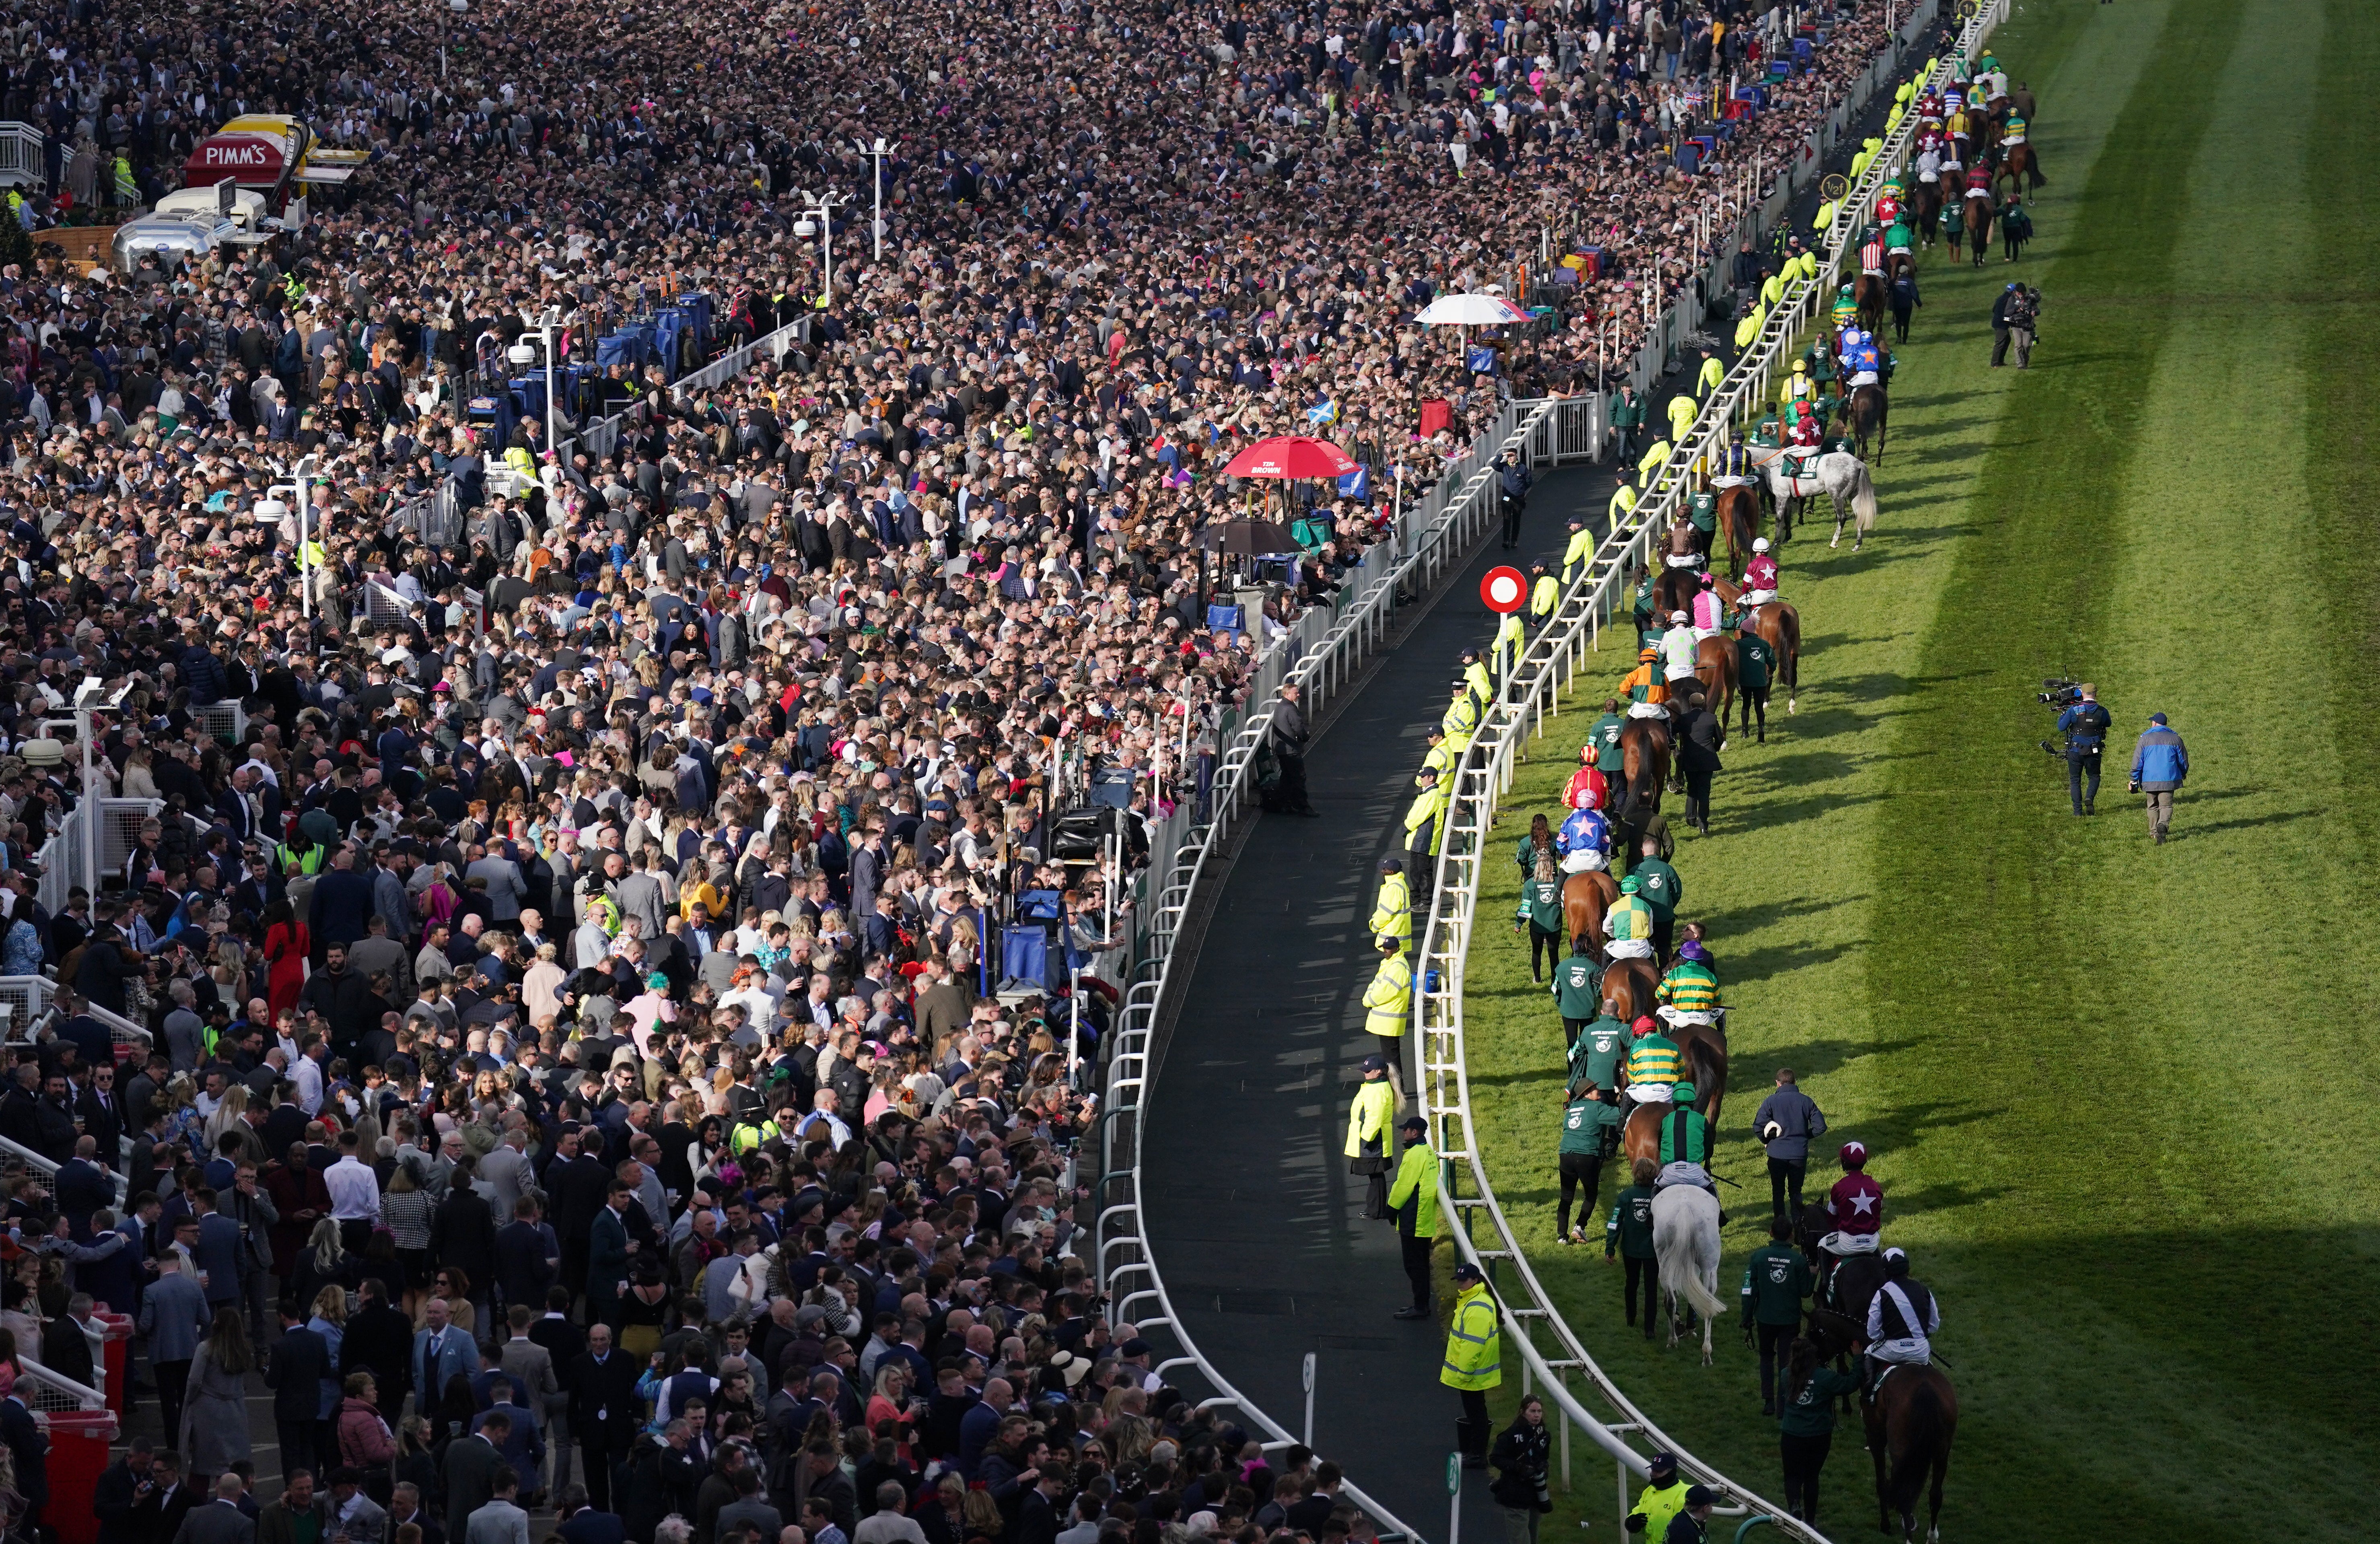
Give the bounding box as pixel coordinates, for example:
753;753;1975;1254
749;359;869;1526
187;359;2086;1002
1560;868;1618;953
1715;484;1760;579
1692;636;1738;744
1613;714;1671;826
1806;1309;1957;1543
1602;955;1661;1029
1852;271;1886;336
1742;599;1802;719
1910;175;1943;247
1618;1021;1728;1167
1963;186;1994;267
1842;383;1889;465
2001;138;2043;192
1652;558;1702;622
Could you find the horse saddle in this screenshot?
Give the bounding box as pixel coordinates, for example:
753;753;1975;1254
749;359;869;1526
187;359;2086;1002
1782;449;1820;482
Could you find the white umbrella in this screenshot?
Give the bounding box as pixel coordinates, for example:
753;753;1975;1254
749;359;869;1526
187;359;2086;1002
1415;292;1533;326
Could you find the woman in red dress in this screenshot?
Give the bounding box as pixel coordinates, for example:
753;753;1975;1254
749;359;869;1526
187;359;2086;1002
261;899;310;1020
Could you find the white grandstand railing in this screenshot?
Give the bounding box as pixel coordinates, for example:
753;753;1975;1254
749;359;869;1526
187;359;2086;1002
1410;0;2000;1538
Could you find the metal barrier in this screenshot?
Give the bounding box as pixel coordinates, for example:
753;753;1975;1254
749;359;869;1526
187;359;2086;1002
0;123;44;189
669;321;803;400
12;1356;105;1413
1405;3;1994;1539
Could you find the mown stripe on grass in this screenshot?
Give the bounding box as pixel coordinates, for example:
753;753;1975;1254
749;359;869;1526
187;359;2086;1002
1852;0;2378;1535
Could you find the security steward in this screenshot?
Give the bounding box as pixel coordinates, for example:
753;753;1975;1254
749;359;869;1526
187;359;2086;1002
2054;682;2112;815
1359;936;1412;1102
1460;650;1493;706
1386;1115;1440;1320
1443;674;1482;761
1369;858;1412;954
1528;562;1559;632
1345;1052;1397;1217
1442;1261;1503;1467
1416;725;1454;787
1561;519;1595;587
1740;1216;1814;1415
1404;767;1449;873
1622;1453;1690;1536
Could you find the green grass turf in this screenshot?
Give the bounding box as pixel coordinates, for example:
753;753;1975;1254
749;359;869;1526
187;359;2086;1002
1449;1;2380;1536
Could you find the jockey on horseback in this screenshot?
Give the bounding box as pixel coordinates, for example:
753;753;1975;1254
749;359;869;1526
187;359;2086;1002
1916;88;1944;127
1605;878;1658;961
1839;327;1882;391
1861;1247;1941;1402
1621;647;1668;711
1830;284;1858;332
1711;430;1756;488
1656;938;1723;1030
1690;573;1724;642
1741;539;1779;606
2001;109;2028;146
1858;231;1886;281
1653;1079;1718;1205
1564;744;1609;812
1786;399;1823;451
1620;1010;1678;1101
1821;1141;1884;1255
1876;178;1904;227
1555;801;1613;875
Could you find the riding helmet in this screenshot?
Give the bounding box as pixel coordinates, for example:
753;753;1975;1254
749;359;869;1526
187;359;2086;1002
1671;1082;1697;1103
1840;1141;1869;1168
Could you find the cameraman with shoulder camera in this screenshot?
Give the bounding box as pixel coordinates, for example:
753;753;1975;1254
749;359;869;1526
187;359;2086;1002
2056;683;2113;815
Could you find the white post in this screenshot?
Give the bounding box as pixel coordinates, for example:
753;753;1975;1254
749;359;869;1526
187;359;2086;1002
821;205;835;302
1068;966;1082;1085
871;138;886;261
1301;1353;1316;1448
543;321;559;459
77;708;97;900
295;473;311;620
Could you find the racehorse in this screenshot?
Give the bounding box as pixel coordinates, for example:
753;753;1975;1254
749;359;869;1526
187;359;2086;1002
1693;636;1738;744
1740;599;1802;726
1714;484;1760;578
2000;138;2042;192
1762;450;1880;551
1650;1184;1726;1364
1910;177;1943;246
1842;383;1889;465
1560;868;1618;954
1613;716;1672;822
1963;188;1993;267
1852;271;1886;336
1888;272;1918;344
1601;955;1661;1029
1804;1309;1958;1543
1653;559;1702;622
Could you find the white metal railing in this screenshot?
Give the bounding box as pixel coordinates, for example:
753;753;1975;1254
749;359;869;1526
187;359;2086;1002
1408;2;1994;1539
0;123;42;189
13;1356;106;1413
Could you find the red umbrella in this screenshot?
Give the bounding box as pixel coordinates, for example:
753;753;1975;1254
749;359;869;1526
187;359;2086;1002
1222;434;1359;480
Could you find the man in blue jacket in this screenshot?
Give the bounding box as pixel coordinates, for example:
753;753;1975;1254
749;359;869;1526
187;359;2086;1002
2127;711;2189;845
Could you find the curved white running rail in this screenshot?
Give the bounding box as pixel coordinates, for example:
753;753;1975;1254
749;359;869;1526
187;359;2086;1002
1410;4;2007;1539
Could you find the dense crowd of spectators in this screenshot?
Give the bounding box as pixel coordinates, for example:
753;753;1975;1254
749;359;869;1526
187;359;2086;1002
0;0;1900;1539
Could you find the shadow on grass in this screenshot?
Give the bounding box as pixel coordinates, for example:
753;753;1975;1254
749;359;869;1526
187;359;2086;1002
1730;1035;1924;1083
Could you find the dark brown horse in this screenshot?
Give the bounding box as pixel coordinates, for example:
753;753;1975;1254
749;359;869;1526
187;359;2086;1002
1715;485;1760;580
1668;1020;1729;1131
1804;1307;1958;1542
1963;187;1993;267
1910;176;1943;246
1560;868;1618;953
1851;271;1886;336
1842;383;1888;465
1692;636;1738;745
1652;560;1701;622
1614;716;1671;823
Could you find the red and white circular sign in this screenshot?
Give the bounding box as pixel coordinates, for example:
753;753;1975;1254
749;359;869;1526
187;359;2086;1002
1480;566;1528;613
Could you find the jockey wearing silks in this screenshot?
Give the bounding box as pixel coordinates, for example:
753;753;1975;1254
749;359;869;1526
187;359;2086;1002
1711;433;1756;487
1554;804;1613;874
1839;328;1882;389
1742;540;1780;605
1787;399;1823;449
1858;234;1886;278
